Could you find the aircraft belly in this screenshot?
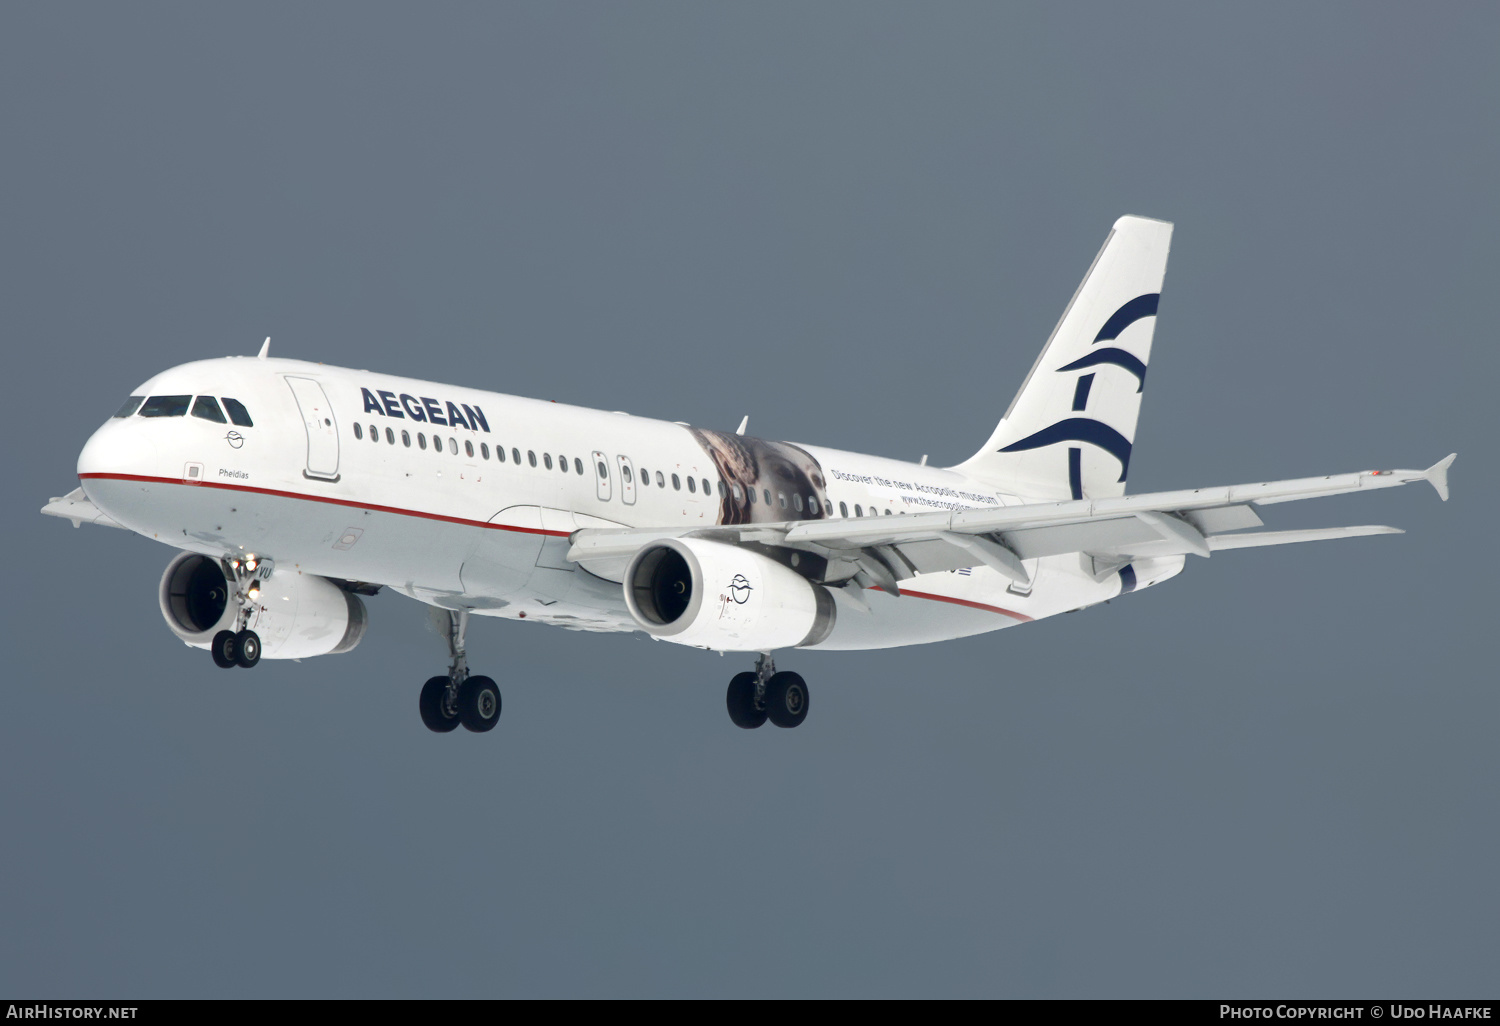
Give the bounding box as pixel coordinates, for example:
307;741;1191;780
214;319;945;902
83;476;635;625
82;477;470;594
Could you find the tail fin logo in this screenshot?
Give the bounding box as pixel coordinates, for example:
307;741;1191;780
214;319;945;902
999;418;1133;481
997;293;1159;499
1093;293;1159;342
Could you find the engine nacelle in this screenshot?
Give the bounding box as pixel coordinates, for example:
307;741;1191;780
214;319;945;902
623;538;836;651
158;552;368;660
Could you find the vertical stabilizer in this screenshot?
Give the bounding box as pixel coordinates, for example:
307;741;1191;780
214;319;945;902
955;216;1172;500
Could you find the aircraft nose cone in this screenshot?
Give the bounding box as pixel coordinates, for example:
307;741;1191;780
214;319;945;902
77;419;157;484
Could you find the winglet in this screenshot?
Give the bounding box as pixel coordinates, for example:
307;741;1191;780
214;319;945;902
257;337;271;360
1424;453;1456;501
735;415;748;436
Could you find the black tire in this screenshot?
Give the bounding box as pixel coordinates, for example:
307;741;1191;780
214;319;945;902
419;675;462;733
211;630;238;669
765;671;809;728
459;675;502;733
234;629;261;668
726;671;767;729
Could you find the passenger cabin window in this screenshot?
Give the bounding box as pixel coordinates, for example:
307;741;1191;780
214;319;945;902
854;504;863;517
479;443;488;460
543;453;553;470
748;487;756;505
114;396;145;418
402;430;411;447
839;502;848;517
221;398;253;427
139;395;191;418
191;396;227;423
528;451;537;467
732;484;742;501
762;488;771;505
418;433;427;450
449;437;457;455
639;467;649;486
385;427;395;444
687;477;696;493
656;471;665;487
597;461;608;479
623;466;634;484
575;458;584;475
512;448;521;464
353;423;363;440
701;478;710;495
792;493;803;512
369;424;378;441
671;473;681;491
465;440;474;458
778;493;787;509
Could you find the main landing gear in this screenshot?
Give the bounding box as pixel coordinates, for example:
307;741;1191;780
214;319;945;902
419;610;502;735
726;654;809;730
210;556;271;670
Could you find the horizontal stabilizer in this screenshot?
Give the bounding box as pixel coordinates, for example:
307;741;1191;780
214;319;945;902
1206;525;1403;551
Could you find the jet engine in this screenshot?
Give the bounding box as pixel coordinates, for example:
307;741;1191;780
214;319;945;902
623;538;836;651
158;552;368;660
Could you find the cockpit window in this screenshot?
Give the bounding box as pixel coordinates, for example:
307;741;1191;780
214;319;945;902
139;395;191;418
221;398;253;427
191;396;227;423
114;396;145;418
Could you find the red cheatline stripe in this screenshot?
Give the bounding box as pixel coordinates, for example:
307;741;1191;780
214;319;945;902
78;472;570;536
870;586;1033;622
81;472;1034;621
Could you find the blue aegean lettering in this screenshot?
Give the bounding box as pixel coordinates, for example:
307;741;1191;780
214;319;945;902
360;386;489;432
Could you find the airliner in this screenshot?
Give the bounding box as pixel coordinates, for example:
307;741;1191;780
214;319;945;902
43;216;1454;733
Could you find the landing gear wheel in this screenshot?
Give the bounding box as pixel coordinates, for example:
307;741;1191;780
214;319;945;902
459;676;502;733
726;671;767;729
211;630;238;669
234;630;261;668
765;671;809;728
419;675;462;733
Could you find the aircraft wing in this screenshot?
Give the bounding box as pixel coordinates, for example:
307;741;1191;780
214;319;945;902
568;454;1455;591
40;487;127;530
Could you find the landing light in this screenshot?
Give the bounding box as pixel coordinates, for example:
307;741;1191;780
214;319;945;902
247;584;261;601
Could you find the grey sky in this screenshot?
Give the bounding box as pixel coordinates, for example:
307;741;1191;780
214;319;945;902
1;2;1495;997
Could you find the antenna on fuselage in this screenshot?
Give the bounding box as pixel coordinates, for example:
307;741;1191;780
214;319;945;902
735;415;748;436
257;337;270;360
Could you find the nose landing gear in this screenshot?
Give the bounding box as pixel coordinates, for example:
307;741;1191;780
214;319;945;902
726;654;808;729
210;556;271;670
419;610;502;734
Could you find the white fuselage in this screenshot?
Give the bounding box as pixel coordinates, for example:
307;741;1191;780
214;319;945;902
76;357;1184;651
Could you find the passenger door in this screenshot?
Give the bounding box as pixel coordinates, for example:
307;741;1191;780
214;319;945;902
284;377;340;481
